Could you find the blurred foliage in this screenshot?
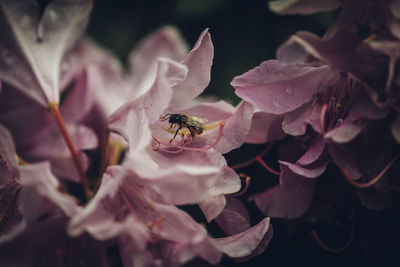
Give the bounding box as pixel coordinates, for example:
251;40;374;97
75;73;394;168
88;0;335;105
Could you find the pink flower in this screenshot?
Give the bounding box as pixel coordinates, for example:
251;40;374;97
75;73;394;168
107;29;256;221
0;124;81;243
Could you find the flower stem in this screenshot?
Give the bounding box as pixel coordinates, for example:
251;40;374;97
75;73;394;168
48;102;91;199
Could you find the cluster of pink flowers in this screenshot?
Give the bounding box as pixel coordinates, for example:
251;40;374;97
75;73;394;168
0;0;399;266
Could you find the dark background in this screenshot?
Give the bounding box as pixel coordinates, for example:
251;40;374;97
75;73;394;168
87;0;334;104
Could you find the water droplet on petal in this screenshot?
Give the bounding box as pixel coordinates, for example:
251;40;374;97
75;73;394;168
272;100;281;108
286;86;294;96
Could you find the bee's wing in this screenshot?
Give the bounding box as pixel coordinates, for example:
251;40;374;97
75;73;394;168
191;115;208;123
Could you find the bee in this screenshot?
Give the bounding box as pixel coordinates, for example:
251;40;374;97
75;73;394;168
160;113;207;142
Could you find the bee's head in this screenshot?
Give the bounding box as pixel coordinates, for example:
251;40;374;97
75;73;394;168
168;114;182;123
160;113;182;123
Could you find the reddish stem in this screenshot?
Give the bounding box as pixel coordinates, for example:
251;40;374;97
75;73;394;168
48;102;91;199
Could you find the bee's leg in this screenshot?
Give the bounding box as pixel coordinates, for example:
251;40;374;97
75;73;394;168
169;126;182;143
168;123;175;130
189;127;196;138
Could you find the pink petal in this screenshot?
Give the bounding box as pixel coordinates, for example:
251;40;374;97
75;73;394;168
170;29;214;107
282;102;323;135
59;69;94;123
279;160;328;178
215;197;251;235
0;124;18;181
246;111;286;144
232;60;336;114
199;195;226;222
324;118;361;143
251;165;317;218
296;136;325;166
18;162;81;218
124;149;222;205
213;217;272;259
129;26;189;97
109;58;187;153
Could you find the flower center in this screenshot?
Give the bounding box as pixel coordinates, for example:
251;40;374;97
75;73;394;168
153;113;225;153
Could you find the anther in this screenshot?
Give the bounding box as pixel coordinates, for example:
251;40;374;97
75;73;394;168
229;173;251;196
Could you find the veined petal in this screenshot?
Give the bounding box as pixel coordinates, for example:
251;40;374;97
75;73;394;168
232;60;335;114
129;25;189;97
213;217;272;259
0;0;93;105
170;28;214;107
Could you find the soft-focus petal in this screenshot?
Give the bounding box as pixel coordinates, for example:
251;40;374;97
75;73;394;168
198;195;226;223
252;165;317;218
213;217;272;259
215;197;251;236
0;0;93;105
18;162;80;218
0;124;18;181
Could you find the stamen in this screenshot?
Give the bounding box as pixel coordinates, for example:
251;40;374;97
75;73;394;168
55;248;64;267
320;104;329;133
311;201;355;253
229;174;251;196
16;155;28;165
99;125;110;176
153;121;225;152
231;142;275;170
108;141;124;165
311;227;354;253
362;33;377;43
341;153;399;188
120;188;138;220
256;156;281;176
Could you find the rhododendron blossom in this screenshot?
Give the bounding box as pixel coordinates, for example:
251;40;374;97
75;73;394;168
1;0;399;265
